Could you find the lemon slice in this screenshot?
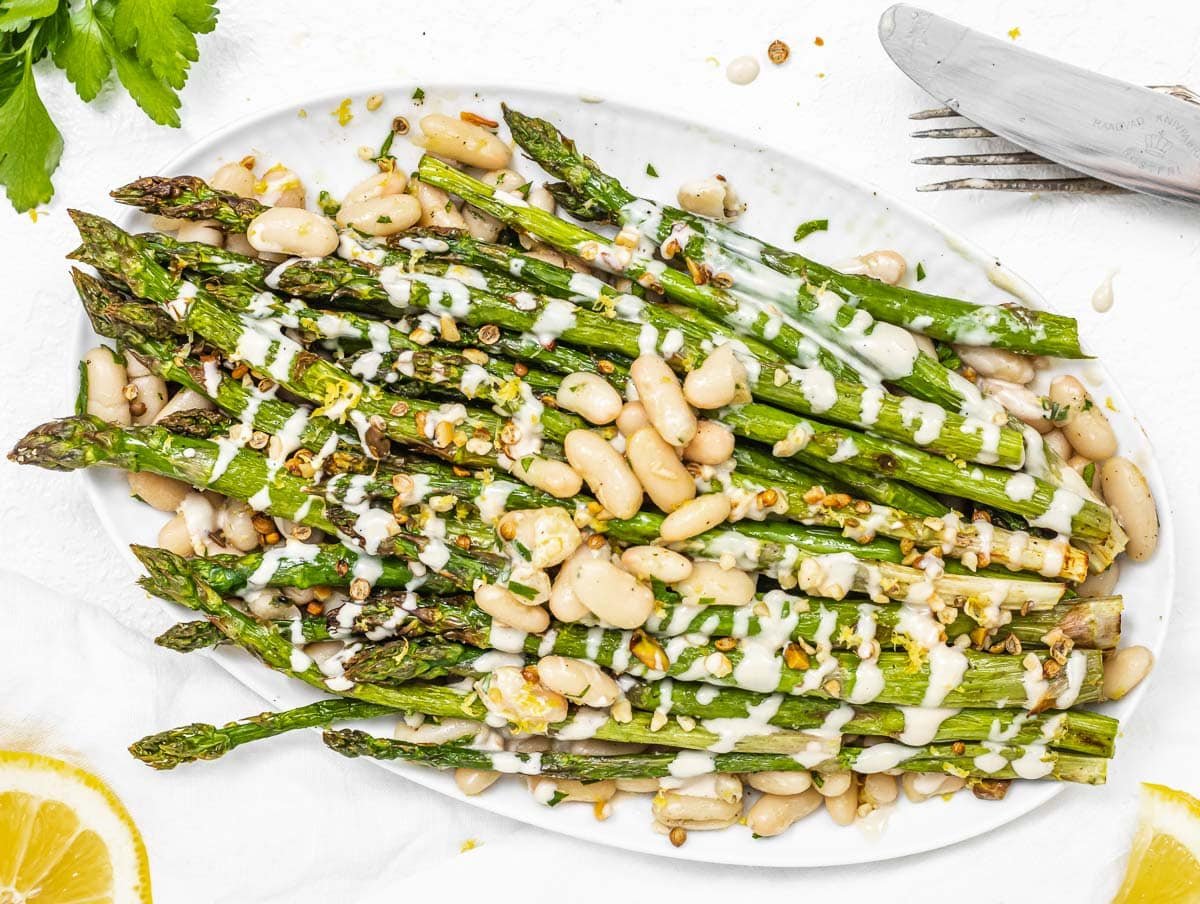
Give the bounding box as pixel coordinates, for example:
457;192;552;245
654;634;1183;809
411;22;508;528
0;750;152;904
1112;782;1200;903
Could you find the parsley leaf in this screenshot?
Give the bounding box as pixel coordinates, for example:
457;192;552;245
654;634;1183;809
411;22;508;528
110;0;213;90
793;218;828;241
915;261;926;282
111;43;181;126
52;2;110;101
0;54;63;210
645;162;658;177
0;0;219;212
0;0;58;32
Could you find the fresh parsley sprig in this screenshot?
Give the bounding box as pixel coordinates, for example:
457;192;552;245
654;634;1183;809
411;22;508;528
0;0;218;212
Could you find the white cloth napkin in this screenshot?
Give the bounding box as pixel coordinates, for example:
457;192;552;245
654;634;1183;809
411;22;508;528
1;561;1192;903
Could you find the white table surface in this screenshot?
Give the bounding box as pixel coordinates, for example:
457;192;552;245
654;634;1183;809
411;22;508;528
1;1;1198;900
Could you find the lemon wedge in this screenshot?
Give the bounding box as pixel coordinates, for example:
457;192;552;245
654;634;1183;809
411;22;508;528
1113;782;1200;903
0;750;152;903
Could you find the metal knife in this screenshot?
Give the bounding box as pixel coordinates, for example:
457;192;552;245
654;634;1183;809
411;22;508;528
878;4;1200;205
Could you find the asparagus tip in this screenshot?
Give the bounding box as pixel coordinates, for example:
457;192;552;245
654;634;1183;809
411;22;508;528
129;722;228;769
8;415;113;471
154;620;224;653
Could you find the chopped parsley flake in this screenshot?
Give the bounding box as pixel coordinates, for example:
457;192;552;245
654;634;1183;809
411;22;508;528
792;219;828;242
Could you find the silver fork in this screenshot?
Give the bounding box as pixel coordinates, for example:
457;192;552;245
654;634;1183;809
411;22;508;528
910;84;1200;193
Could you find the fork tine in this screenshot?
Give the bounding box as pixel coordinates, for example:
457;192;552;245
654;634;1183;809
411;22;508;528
910;126;998;139
916;176;1125;193
909;106;960;120
912;151;1051;166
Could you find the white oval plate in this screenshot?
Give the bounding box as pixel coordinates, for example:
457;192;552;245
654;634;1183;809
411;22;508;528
77;85;1174;867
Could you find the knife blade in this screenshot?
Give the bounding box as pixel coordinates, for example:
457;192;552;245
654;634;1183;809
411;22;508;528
878;4;1200;205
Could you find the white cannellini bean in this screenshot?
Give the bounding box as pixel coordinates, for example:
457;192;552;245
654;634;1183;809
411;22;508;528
563;429;644;519
335;195;422;236
979;378;1051;433
672;560;756;607
304;640;344;668
616;401;650;437
463;206;503;242
527;184;555;214
548;571;590;622
455;768;501;796
83;346;131;425
653;774;743;829
746;771;813;796
524;245;567;268
128;472;190;513
224;233;257;257
125;356;168;425
565;557;654;629
1077;562;1119;598
1102;645;1154;700
548;542;608;622
1049;376;1118;460
1068;455;1098;492
683;344;749;410
676;176;741;221
246;207;338;257
243;588;296;620
955;345;1036;384
620;546;693;583
417;114;511;169
529;777;616;805
847;250;906;285
477;665;568;729
556;372;623;425
746;789;823;837
558;739;645;755
176;219;224;247
157;512;196;557
509;735;552;753
616;778;660;793
340;170;408;207
902;772;965;803
409;178;468;229
862;772;898;806
253;164;305;208
510;456;583;498
506;564;551;605
658;493;731;543
281;586;315;605
1100;457;1158;560
151;215;182;232
1042;428;1073;460
474;583;550;633
625;426;696;513
536;656;621;706
218;498;260;552
815;770;853;798
153;388;214;423
211;161;256;198
481;168;524;191
824;776;860;826
683;420;735;465
910;329;937;360
501;507;581;568
630;355;697;446
394;716;480;745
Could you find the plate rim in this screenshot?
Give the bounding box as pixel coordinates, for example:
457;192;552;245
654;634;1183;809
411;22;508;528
75;81;1176;868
